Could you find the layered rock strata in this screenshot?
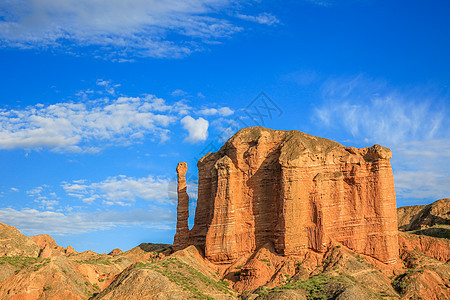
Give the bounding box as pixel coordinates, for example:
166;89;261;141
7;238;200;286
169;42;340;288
173;162;190;251
173;127;399;264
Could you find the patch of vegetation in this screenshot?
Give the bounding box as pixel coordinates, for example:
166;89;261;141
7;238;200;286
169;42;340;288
114;258;123;263
409;226;450;239
268;274;337;300
33;259;51;271
135;257;233;299
356;254;365;263
343;273;356;282
98;278;105;282
76;259;111;265
234;271;241;277
0;256;50;270
43;286;52;291
391;269;424;294
259;258;271;266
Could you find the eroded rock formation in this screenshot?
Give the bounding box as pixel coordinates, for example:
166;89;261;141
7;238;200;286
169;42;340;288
173;162;190;251
173;127;399;264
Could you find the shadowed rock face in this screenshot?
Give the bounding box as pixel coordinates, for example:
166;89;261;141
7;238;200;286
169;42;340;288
397;198;450;231
173;127;399;264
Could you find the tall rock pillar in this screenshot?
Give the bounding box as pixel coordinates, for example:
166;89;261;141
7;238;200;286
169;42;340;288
173;162;190;251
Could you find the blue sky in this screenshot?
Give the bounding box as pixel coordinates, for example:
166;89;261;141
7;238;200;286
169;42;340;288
0;0;449;253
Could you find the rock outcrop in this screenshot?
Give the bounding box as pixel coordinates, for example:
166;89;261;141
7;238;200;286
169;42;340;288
31;234;77;257
173;127;399;264
0;223;40;257
173;162;190;251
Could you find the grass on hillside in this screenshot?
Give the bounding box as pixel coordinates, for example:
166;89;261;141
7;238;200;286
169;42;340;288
135;257;232;299
75;259;112;265
257;273;343;300
0;256;50;270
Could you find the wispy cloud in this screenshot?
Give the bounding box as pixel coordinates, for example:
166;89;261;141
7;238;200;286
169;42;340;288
62;175;174;206
0;0;278;59
236;13;279;26
181;116;209;143
393;139;450;201
313;75;449;203
0;207;174;236
314;75;447;145
171;89;189;97
303;0;333;6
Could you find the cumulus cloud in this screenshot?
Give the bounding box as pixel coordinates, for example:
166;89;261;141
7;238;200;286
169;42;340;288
0;207;174;236
0;0;278;59
181;116;209;143
62;175;174;206
0;95;188;152
313;75;449;203
198;107;234;116
236;13;279;26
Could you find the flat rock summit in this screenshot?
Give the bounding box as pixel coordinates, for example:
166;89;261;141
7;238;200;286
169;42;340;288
174;127;398;264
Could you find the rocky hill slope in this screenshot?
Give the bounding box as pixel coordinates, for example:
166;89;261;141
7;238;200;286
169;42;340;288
0;221;448;299
398;198;449;239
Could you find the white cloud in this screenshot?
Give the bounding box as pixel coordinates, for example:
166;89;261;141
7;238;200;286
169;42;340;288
314;76;447;145
181;116;209;143
0;95;186;152
62;175;174;206
10;187;19;192
304;0;332;6
198;107;234;116
171;89;188;97
0;0;277;59
392;139;450;201
0;207;174;236
96;79;121;95
38;199;59;210
236;13;279;26
313;75;449;203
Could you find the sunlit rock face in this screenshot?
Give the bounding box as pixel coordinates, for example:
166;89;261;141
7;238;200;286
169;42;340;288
173;127;399;264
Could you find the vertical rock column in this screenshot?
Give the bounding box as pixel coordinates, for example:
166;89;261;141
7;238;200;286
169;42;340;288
173;162;190;251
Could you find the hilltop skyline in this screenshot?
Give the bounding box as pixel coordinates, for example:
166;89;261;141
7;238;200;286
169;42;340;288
0;0;449;253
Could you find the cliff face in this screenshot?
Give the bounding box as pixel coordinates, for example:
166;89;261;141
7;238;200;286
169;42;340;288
173;127;399;264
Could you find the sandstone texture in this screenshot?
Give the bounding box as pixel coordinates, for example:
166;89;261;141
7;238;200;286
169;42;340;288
172;162;190;251
174;127;399;264
31;234;77;258
398;231;450;263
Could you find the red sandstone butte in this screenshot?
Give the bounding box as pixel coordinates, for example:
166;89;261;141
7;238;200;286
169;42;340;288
173;127;399;264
